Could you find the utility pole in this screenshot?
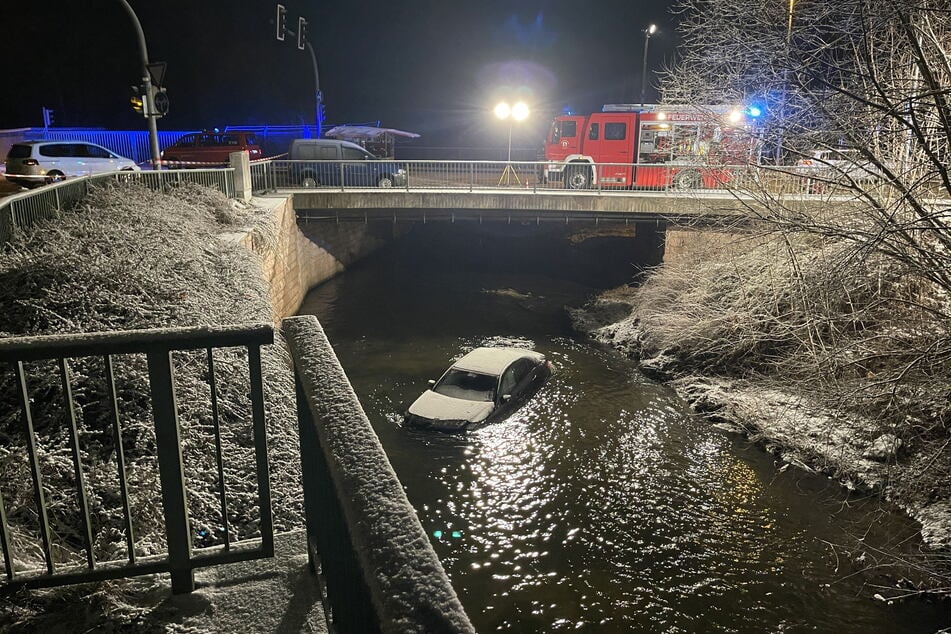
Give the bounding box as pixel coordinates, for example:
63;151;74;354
118;0;161;168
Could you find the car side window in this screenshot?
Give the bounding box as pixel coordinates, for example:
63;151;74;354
85;144;112;159
589;123;600;140
499;366;518;397
39;144;69;158
513;359;534;384
342;147;365;160
318;146;338;160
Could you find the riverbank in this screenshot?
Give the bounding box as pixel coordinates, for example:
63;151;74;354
569;242;951;597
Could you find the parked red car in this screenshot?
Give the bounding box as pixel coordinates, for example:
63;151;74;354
161;131;263;166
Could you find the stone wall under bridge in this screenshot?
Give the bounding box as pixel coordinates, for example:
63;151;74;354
238;195;736;320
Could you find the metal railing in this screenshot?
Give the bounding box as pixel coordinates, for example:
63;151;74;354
0;324;274;594
251;158;831;196
0;168;235;243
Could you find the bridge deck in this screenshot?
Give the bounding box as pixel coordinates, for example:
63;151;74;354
286;188;833;224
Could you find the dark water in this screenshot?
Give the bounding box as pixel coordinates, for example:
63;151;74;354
298;226;948;633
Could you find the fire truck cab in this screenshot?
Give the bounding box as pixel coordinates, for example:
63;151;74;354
543;104;761;190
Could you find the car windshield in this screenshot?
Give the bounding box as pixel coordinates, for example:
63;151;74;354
433;369;497;402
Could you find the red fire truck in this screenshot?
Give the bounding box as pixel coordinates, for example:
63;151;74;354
542;104;762;190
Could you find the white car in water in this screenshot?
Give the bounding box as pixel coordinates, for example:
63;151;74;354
404;347;551;432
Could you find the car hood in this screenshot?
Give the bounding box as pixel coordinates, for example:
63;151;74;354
407;390;494;424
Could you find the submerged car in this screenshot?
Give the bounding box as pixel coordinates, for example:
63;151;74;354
404;347;551;432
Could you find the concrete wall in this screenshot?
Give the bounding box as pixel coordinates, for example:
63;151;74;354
237;196;392;320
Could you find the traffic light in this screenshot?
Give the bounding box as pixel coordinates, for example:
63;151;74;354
276;4;286;41
130;86;145;114
298;17;307;50
130;84;168;118
42;107;55;128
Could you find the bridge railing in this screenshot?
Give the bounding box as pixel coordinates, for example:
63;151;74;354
282;315;474;633
251;159;826;196
1;168;235;243
0;320;474;631
0;324;275;594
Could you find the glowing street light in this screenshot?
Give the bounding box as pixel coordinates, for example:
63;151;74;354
639;24;658;108
495;100;530;185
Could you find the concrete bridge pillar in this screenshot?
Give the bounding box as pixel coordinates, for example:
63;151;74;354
634;220;667;268
230;151;252;202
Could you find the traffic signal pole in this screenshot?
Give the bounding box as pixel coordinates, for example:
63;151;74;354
119;0;161;168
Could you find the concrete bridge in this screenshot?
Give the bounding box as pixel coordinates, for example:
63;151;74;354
289;188;792;224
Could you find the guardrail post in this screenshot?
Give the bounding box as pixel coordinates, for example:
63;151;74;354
146;350;194;594
229;152;251;201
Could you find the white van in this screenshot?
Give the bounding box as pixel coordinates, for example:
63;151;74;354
4;141;140;188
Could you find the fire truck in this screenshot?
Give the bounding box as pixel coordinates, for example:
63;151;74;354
542;104;763;190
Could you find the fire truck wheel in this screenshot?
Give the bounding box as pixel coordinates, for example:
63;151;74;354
672;170;701;190
566;165;591;190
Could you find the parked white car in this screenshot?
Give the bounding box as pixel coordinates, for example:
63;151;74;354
404;347;551;432
3;141;140;188
795;148;887;188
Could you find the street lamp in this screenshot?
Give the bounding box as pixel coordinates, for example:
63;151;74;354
639;24;657;108
495;100;529;185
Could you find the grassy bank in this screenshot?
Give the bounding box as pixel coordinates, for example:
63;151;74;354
0;182;302;629
574;230;950;597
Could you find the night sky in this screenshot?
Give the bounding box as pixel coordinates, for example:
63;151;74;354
1;1;678;148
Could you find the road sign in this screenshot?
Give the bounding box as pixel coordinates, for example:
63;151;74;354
147;62;167;88
153;89;169;116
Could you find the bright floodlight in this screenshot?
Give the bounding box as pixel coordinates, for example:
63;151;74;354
728;109;743;123
494;101;511;120
512;101;530;121
647;24;657;35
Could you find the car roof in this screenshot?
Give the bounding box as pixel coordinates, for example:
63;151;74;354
452;347;543;376
292;139;365;150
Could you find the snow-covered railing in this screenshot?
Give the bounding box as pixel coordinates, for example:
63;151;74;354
0;168;236;243
283;315;475;633
0;323;275;594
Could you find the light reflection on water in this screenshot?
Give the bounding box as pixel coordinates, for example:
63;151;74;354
298;239;947;633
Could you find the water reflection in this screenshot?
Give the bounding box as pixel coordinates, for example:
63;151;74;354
298;232;947;633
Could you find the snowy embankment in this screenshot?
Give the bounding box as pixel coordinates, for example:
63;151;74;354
0;182;303;630
570;277;951;553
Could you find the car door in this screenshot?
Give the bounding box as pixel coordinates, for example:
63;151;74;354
596;117;634;186
62;143;90;176
341;146;373;186
82;143;117;175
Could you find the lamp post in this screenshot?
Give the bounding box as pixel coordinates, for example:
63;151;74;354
639;24;657;108
495;101;529;185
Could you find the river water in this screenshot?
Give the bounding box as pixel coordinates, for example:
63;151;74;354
298;226;948;633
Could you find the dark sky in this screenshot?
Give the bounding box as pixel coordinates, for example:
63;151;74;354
1;1;678;147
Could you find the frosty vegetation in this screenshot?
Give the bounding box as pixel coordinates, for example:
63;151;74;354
580;0;951;598
0;182;302;627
